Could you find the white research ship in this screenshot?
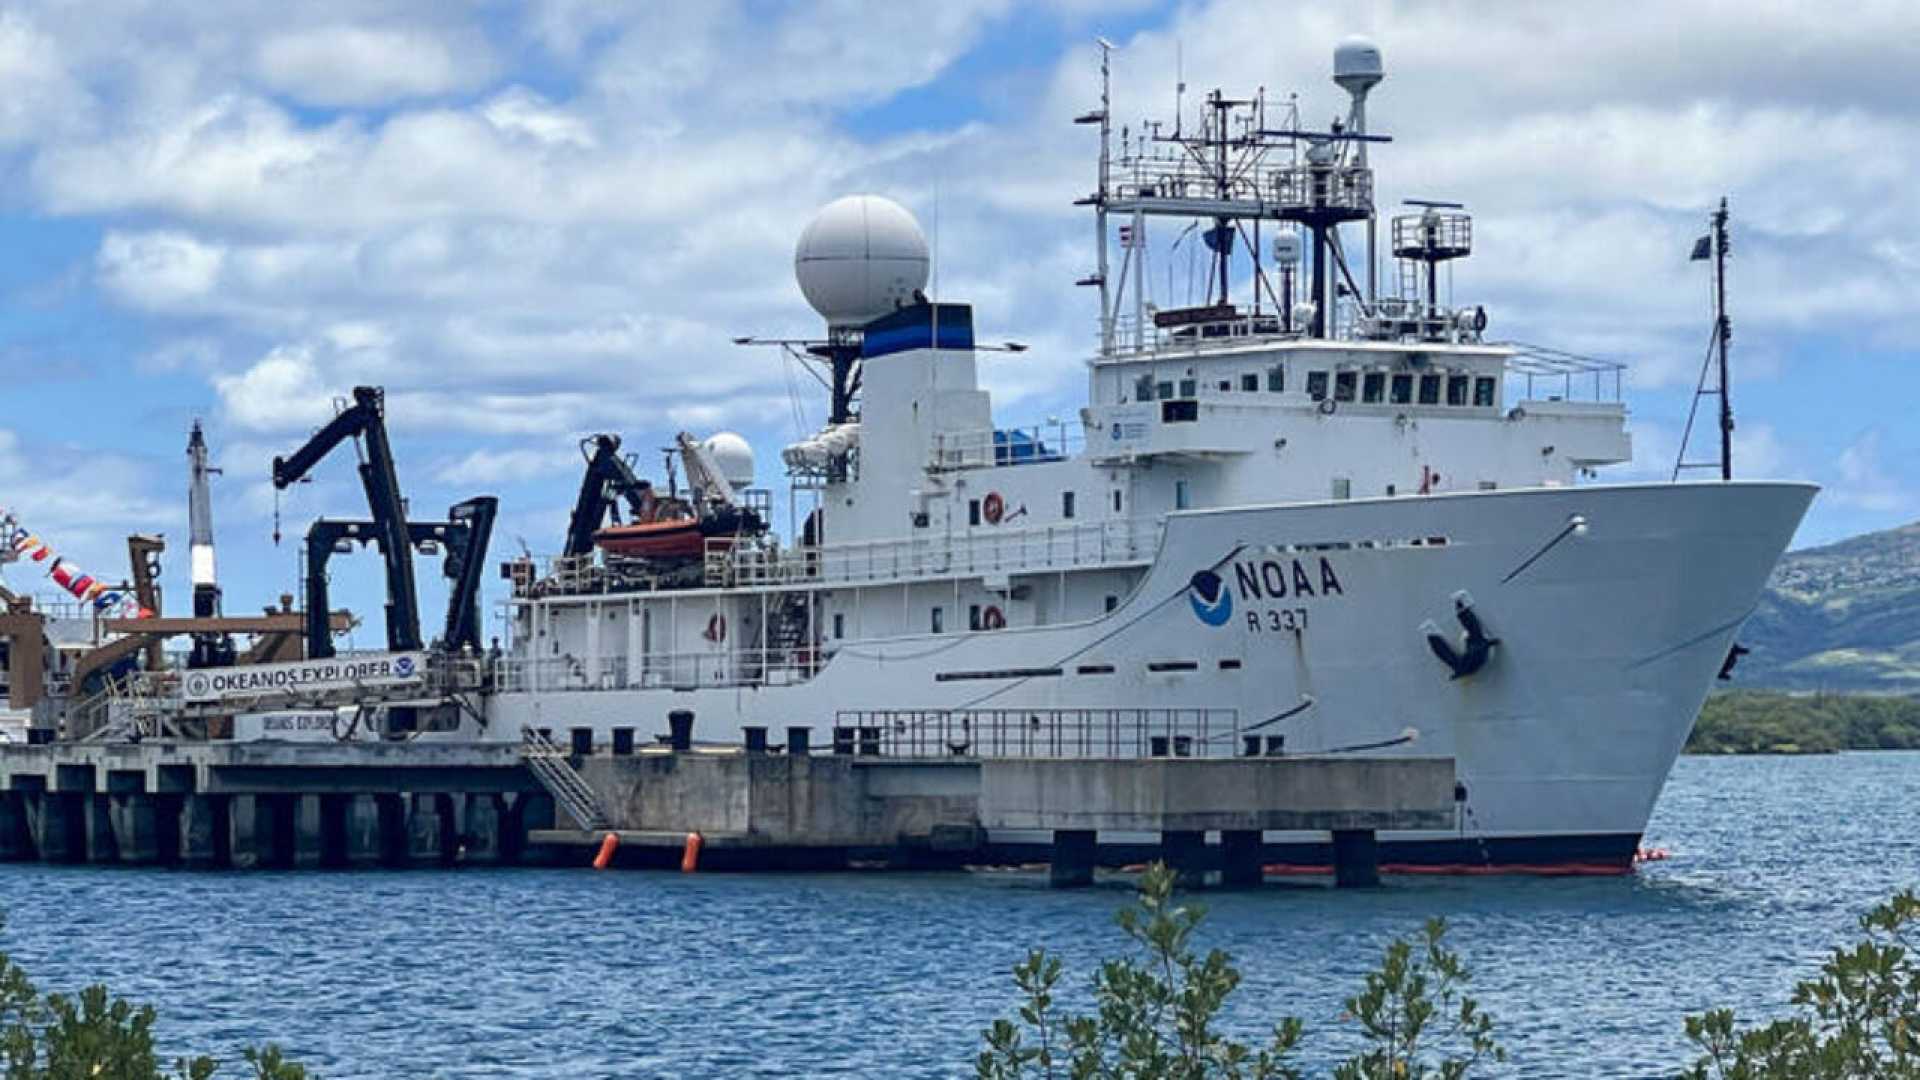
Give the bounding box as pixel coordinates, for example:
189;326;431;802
485;38;1813;873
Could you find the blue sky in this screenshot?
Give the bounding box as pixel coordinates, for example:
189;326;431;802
1;0;1916;647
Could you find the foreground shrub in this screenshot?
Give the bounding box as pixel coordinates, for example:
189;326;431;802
1683;889;1920;1078
0;917;309;1079
976;863;1503;1079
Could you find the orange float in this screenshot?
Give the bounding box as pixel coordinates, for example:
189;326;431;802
681;831;704;873
592;831;620;870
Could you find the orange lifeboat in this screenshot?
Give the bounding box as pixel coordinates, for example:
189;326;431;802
594;517;708;559
594;504;762;560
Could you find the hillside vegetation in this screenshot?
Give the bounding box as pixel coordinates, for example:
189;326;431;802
1742;520;1920;692
1687;690;1920;754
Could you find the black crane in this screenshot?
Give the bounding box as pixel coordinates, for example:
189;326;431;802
271;386;421;653
301;497;497;660
563;434;656;557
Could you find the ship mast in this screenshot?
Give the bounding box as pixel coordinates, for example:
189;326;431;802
1673;197;1735;481
1079;36;1389;352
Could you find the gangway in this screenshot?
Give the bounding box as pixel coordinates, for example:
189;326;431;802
518;726;611;830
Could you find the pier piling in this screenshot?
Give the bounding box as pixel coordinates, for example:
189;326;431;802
1331;829;1380;888
1050;829;1097;888
1221;830;1263;888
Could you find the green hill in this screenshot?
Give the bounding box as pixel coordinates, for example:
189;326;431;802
1739;520;1920;692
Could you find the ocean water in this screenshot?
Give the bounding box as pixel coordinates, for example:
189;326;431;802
1;751;1915;1078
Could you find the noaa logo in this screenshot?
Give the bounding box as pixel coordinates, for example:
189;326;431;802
394;656;416;677
1188;570;1233;627
185;673;211;698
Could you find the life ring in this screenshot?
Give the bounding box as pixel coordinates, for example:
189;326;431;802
982;491;1005;525
981;605;1006;630
1317;397;1338;416
703;613;727;643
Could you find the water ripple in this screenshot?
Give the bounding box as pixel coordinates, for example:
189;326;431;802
1;752;1915;1078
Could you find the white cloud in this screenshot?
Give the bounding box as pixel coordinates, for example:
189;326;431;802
0;0;1915;555
0;12;92;146
0;428;174;586
253;24;493;107
213;346;337;432
433;446;579;487
94;230;227;310
1831;429;1914;514
482;88;596;149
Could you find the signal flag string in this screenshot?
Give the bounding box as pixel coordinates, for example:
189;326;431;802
0;504;155;619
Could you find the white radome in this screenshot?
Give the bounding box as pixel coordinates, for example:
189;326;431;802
701;431;755;490
794;195;930;329
1333;35;1384;92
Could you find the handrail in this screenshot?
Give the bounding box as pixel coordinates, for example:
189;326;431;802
834;708;1246;759
513;518;1162;598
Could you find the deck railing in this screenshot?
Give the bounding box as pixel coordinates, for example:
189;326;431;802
494;648;824;694
723;518;1161;589
833;708;1248;759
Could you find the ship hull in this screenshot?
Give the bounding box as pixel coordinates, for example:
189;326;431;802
491;481;1815;873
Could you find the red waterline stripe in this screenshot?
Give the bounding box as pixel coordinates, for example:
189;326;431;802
1261;861;1634;878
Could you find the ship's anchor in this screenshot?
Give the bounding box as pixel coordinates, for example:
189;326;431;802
1422;590;1499;679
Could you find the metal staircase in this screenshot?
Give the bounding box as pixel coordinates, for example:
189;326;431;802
769;595;811;653
518;726;612;831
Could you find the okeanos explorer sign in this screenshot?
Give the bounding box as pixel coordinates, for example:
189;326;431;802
181;652;426;703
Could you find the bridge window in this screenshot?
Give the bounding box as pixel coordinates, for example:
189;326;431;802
1334;371;1357;402
1391;374;1413;404
1135;374;1154;401
1362;372;1385;403
1418;374;1441;405
1174;479;1191;510
1161;399;1198;423
1178;377;1197;398
1474;376;1497;407
1156;380;1173;399
1267;365;1286;392
1241;373;1259;392
1447;375;1469;406
1306;371;1329;400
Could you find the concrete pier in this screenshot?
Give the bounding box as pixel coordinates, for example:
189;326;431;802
532;750;1456;886
2;737;1452;886
108;794;159;865
291;794;324;869
0;791;29;860
461;793;504;864
179;794;223;867
342;794;383;867
36;792;84;863
85;795;117;864
0;742;542;871
408;794;450;865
